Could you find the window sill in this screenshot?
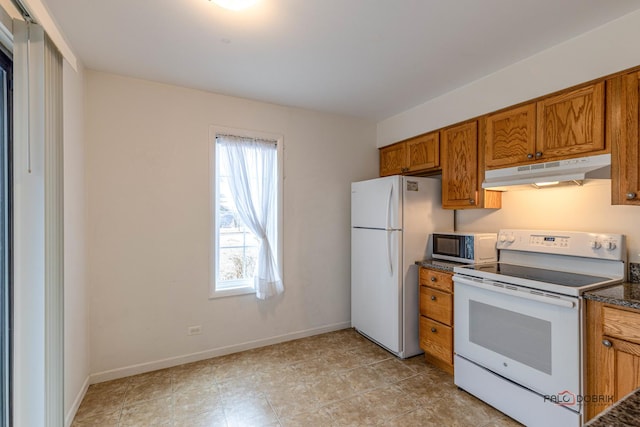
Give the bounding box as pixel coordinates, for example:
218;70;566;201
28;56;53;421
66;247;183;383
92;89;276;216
209;285;256;299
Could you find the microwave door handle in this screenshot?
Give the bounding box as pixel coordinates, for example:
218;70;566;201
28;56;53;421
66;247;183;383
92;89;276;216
454;276;575;309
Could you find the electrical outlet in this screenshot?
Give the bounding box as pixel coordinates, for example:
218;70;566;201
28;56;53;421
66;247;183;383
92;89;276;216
187;325;202;336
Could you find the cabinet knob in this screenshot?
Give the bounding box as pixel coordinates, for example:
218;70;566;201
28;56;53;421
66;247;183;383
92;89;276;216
468;198;475;205
527;153;534;159
430;276;436;282
431;327;437;333
626;192;637;200
430;295;436;301
535;152;543;158
602;339;612;348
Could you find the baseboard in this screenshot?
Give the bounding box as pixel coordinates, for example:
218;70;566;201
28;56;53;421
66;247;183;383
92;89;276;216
89;321;351;384
65;375;90;427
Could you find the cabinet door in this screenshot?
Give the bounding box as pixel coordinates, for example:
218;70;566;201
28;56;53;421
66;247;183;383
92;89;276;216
610;72;640;205
379;142;406;177
586;300;640;421
609;338;640;399
421;287;453;326
419;268;453;293
441;121;479;209
586;300;610;421
536;82;605;160
405;132;440;173
485;103;536;169
420;317;453;365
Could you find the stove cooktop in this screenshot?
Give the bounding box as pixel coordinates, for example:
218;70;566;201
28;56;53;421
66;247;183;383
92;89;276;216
460;262;610;288
454;262;622;296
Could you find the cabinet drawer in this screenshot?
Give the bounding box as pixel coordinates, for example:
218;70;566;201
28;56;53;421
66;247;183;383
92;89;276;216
419;268;453;293
420;317;453;365
420;286;453;325
603;306;640;345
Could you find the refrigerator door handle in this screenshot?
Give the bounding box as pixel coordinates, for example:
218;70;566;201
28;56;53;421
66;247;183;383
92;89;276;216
386;230;393;276
385;183;393;231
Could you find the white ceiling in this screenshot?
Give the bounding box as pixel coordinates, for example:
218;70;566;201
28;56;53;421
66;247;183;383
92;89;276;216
42;0;640;120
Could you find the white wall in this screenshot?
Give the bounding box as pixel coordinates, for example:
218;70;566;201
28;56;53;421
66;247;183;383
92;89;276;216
63;60;89;422
456;181;640;265
85;71;377;378
377;9;640;147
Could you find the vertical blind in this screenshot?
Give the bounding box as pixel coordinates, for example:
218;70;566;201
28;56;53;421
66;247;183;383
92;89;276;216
12;20;64;427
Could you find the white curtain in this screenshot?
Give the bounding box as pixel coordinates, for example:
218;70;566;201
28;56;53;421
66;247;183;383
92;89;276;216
217;135;283;299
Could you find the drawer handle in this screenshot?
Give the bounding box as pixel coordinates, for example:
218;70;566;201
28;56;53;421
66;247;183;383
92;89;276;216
430;295;436;301
627;192;637;200
430;276;436;282
602;339;612;348
431;327;437;333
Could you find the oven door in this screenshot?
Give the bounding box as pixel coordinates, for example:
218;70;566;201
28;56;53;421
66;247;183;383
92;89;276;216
454;275;581;412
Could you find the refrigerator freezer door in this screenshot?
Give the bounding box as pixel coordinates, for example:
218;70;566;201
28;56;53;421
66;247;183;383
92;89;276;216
351;176;402;230
351;227;402;354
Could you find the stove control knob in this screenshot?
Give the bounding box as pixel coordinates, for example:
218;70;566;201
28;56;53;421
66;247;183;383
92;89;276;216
606;241;617;251
590;241;602;250
499;234;507;243
507;234;516;243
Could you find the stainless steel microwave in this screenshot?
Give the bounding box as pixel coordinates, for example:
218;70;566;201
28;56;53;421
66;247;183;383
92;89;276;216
432;232;497;264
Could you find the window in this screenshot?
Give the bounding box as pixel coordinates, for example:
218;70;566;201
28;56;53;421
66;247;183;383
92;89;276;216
210;127;283;299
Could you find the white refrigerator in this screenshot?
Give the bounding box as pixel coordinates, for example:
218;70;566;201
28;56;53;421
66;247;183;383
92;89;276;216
351;176;453;358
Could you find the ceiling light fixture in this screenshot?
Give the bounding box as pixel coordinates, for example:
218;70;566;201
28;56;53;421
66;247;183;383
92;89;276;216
210;0;259;11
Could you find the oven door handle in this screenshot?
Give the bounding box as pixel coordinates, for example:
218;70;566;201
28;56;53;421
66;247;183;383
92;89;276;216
454;276;576;309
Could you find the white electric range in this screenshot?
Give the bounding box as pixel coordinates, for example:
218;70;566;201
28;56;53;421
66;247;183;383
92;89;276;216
453;229;626;427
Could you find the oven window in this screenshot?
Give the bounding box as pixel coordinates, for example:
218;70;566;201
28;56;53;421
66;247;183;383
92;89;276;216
435;236;459;257
469;301;552;375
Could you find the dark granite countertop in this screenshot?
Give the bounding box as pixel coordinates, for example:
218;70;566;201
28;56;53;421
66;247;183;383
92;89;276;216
585;388;640;426
584;282;640;311
415;259;467;273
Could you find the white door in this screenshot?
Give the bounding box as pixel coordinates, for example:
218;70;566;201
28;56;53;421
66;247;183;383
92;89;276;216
351;176;401;230
351;227;402;354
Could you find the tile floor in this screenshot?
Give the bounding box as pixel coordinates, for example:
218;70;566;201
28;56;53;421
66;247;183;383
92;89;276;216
72;328;522;426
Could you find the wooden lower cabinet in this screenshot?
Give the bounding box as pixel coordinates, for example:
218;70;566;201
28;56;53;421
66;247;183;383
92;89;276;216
585;300;640;421
419;267;454;374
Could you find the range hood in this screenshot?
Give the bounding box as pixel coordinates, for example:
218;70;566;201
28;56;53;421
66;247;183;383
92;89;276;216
482;153;611;191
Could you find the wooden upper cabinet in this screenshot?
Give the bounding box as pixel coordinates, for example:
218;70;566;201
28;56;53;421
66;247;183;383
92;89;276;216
485;103;536;168
536;82;605;160
379;132;440;177
405;132;440;173
441;121;479;209
379;142;406;176
441;120;501;210
609;71;640;205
